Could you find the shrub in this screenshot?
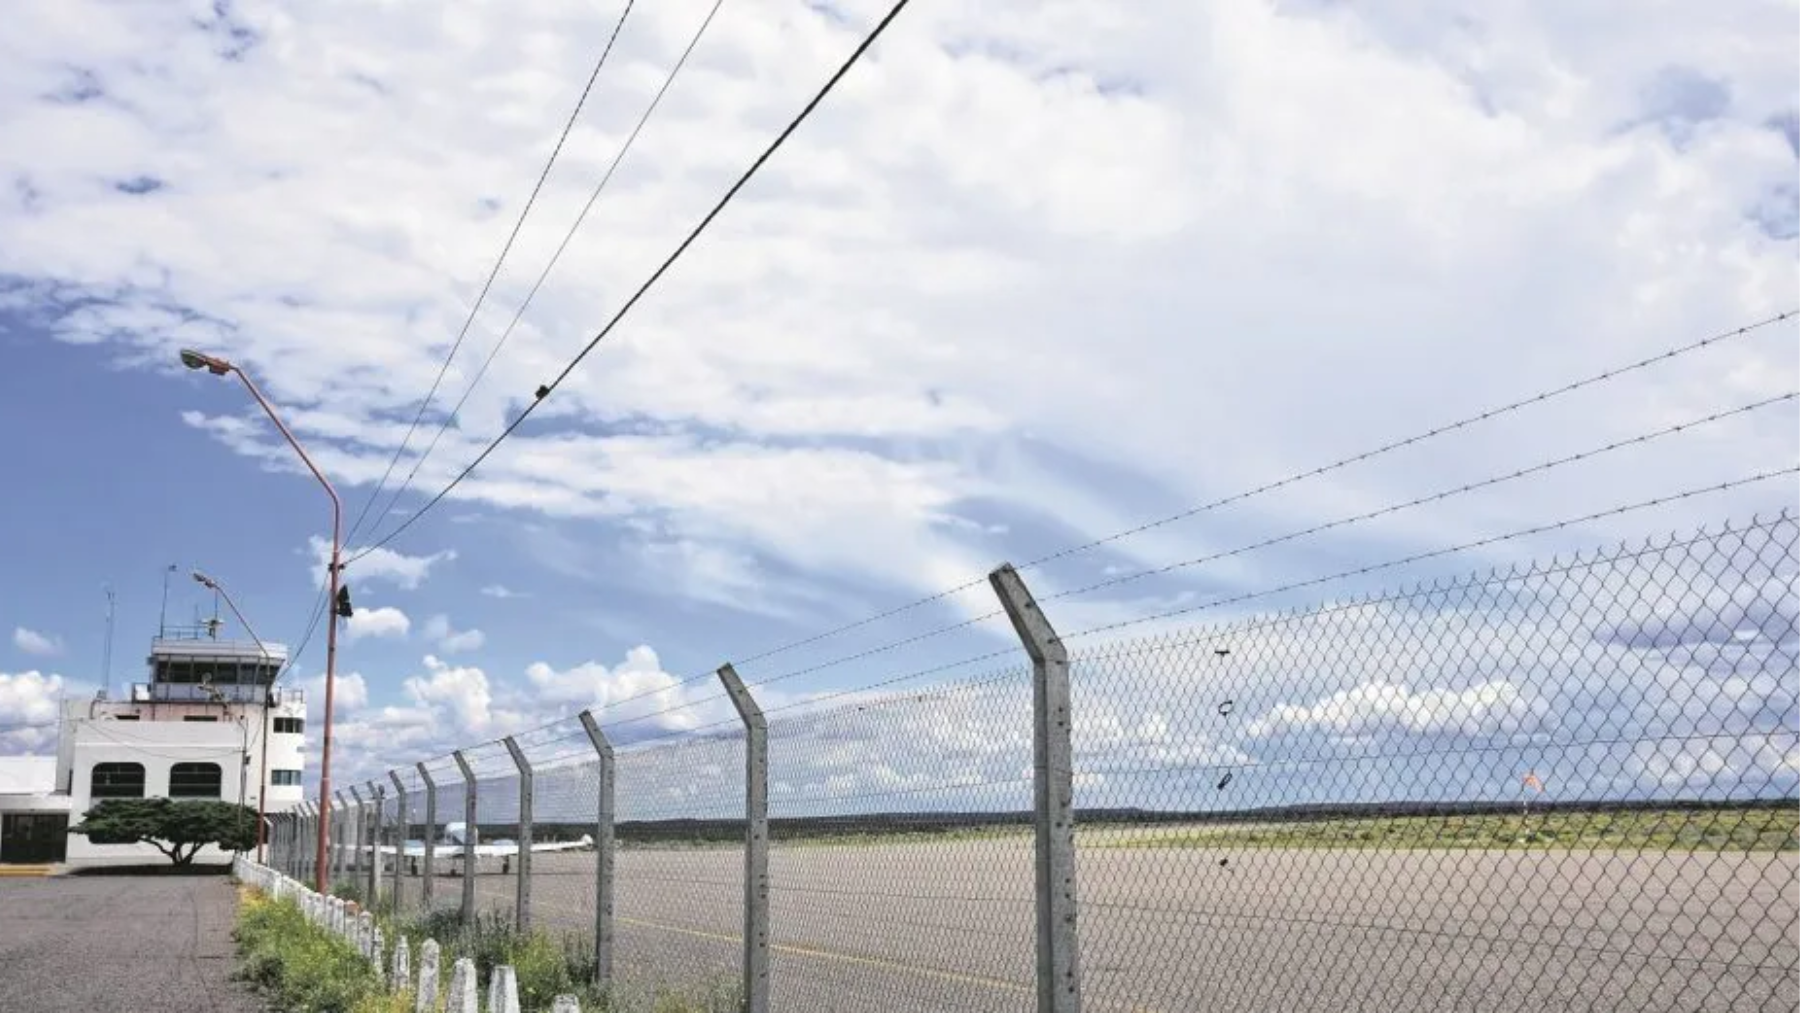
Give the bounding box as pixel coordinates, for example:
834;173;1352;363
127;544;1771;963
233;887;381;1012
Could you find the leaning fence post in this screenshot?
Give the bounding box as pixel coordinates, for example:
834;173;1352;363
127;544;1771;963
300;802;316;882
453;750;477;924
502;735;534;933
991;563;1083;1013
285;807;299;878
307;802;321;883
717;663;769;1013
389;770;409;913
578;710;616;988
418;762;437;911
368;780;385;905
348;784;365;881
333;790;348;882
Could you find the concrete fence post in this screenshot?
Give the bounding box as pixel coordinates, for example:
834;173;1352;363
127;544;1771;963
418;762;437;911
300;803;316;882
990;563;1083;1013
311;803;324;883
502;735;534;934
389;770;409;913
452;750;477;924
348;785;365;879
333;790;349;882
578;710;616;987
368;780;385;905
275;812;286;876
717;663;769;1013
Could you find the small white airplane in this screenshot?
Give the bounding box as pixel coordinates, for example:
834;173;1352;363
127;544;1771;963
363;822;593;876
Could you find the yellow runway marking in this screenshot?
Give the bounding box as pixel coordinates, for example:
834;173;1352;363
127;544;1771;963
617;915;1034;995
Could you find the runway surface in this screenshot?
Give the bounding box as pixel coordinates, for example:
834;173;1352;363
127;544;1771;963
397;838;1798;1012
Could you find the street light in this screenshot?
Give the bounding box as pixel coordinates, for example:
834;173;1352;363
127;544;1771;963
181;348;342;891
193;570;276;863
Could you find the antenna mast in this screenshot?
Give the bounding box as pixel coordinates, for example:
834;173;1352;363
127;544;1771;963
102;584;116;699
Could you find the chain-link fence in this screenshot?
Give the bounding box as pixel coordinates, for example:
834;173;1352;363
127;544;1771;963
271;511;1798;1012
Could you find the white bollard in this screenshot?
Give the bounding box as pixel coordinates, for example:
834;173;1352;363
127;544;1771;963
488;965;520;1013
445;957;478;1013
552;997;582;1013
392;936;411;994
358;912;375;959
415;939;441;1013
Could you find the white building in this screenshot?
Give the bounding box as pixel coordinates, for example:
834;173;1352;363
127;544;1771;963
0;633;307;867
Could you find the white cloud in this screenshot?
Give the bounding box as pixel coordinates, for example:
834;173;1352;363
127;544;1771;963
0;670;64;755
11;627;62;657
0;670;63;725
0;0;1788;635
525;646;711;735
310;537;455;592
422;614;485;654
301;670;369;723
480;585;528;600
405;655;494;735
345;606;410;641
1247;679;1550;742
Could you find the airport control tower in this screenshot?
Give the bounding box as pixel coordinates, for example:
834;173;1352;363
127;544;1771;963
34;624;308;866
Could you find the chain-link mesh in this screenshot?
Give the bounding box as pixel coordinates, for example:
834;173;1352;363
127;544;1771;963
610;726;747;1003
289;511;1797;1011
762;669;1037;1012
461;740;525;924
1068;513;1799;1013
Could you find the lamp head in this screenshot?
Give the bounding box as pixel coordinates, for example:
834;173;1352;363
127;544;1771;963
178;349;232;376
191;570;217;590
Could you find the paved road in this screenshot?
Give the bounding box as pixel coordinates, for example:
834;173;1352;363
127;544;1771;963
0;873;262;1013
421;840;1800;1013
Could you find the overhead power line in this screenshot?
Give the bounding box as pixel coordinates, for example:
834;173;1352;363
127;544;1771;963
346;0;640;545
346;0;919;565
360;0;727;547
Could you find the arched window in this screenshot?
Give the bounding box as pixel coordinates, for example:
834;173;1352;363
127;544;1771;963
169;762;223;799
90;762;145;799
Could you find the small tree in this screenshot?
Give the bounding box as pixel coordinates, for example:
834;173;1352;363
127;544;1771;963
72;798;259;866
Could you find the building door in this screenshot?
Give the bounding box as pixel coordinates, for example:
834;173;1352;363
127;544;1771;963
0;814;70;864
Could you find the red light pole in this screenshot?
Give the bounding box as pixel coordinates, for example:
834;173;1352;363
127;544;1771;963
180;349;341;892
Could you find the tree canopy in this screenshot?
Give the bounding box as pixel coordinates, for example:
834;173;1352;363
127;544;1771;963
72;798;259;865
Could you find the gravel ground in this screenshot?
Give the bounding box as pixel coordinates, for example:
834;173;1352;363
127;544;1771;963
0;872;264;1013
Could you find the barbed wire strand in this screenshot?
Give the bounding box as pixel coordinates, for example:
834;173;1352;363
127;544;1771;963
594;309;1800;684
593;387;1797;719
596;466;1797;742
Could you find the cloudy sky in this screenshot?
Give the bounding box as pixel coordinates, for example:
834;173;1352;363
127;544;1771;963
0;0;1794;805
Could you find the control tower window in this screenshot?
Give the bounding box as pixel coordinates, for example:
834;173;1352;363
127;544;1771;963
169;762;223;799
91;762;145;799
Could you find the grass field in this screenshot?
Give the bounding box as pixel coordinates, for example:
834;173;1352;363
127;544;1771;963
1102;806;1800;852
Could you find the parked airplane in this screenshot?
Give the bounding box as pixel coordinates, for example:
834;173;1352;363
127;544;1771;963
366;822;593;876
